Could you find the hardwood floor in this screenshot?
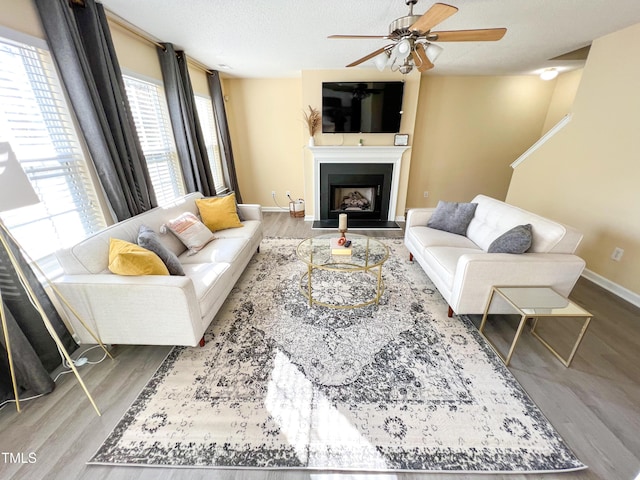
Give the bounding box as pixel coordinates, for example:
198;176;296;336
1;212;638;480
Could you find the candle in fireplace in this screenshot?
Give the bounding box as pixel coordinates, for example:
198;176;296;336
338;213;347;231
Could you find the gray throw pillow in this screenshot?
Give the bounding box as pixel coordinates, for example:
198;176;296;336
427;201;478;236
488;224;533;254
138;225;185;276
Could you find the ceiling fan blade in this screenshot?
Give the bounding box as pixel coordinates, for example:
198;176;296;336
412;43;434;72
346;46;390;67
410;3;458;33
430;28;507;42
329;35;390;39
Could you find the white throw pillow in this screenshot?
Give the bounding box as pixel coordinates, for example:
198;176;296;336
161;212;214;255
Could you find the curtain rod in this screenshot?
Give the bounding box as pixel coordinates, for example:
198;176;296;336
104;9;214;74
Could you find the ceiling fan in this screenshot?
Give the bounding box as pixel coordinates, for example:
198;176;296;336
329;0;507;74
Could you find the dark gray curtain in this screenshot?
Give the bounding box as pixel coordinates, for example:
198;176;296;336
34;0;156;221
0;228;78;403
157;43;216;196
208;71;243;202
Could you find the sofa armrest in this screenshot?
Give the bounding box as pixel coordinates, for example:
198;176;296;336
450;253;587;314
53;274;203;345
238;203;263;221
405;208;436;229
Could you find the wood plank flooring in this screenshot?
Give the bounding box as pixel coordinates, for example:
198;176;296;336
1;212;638;480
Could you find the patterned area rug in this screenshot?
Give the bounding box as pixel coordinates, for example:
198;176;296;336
90;238;586;473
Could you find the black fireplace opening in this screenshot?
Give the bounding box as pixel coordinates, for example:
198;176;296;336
315;163;399;229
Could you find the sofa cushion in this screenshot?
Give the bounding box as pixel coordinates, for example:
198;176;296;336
108;238;169;276
422;246;481;291
162;212;215;255
137;225;185;276
488;224;533;254
427;201;478;236
181;262;231;318
467;195;568;253
179;237;250;265
408;226;480;251
196;193;243;232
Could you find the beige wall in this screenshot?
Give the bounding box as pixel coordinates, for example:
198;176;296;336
224;78;304;207
541;69;583;133
407;75;556;208
507;23;640;297
0;0;43;39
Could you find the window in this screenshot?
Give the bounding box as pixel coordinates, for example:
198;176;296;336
194;95;227;194
122;74;185;204
0;33;105;270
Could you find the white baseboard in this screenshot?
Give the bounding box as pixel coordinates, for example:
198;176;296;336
261;206;289;213
581;269;640;309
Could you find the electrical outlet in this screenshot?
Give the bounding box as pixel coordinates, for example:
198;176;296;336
271;190;276;196
611;247;624;261
423;191;429;198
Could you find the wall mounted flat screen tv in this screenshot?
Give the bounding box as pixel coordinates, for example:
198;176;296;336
322;81;404;134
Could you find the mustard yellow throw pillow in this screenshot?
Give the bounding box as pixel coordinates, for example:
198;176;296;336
196;194;243;232
108;238;170;276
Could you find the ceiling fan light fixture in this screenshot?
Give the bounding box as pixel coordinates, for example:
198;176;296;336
395;38;412;60
373;50;390;71
425;42;444;62
540;68;558;80
399;62;414;75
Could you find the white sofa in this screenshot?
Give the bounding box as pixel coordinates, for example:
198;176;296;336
404;194;586;316
54;192;262;347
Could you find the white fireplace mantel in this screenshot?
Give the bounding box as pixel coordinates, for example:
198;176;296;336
308;146;410;222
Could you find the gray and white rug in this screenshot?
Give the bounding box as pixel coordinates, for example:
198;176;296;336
90;238;586;473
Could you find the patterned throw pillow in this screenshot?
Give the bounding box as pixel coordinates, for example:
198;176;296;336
427;201;478;236
488;224;533;254
161;212;215;255
137;225;185;276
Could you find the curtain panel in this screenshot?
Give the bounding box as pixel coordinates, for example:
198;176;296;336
207;71;243;203
0;226;78;403
157;43;217;197
34;0;156;221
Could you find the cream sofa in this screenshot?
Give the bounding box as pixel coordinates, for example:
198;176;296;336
54;192;262;347
404;195;586;316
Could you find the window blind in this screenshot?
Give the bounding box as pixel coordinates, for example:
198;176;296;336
0;35;105;272
123;74;185;205
195;95;227;194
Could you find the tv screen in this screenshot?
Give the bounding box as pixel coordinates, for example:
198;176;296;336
322;81;404;134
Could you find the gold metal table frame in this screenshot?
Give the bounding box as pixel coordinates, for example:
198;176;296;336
296;233;389;309
479;286;592;367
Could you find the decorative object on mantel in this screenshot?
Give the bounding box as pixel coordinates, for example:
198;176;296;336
303;105;320;147
394;133;409;146
90;239;585;473
329;1;506;74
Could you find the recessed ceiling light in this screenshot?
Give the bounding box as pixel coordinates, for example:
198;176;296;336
540;68;559;80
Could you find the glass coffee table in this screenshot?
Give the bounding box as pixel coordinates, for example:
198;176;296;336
296;233;389;309
479;286;592;367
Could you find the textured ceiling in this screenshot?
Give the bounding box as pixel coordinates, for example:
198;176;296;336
99;0;640;78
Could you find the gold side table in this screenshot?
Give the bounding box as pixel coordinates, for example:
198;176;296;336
479;286;592;367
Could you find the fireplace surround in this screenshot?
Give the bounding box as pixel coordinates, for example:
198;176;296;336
308;146;409;229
